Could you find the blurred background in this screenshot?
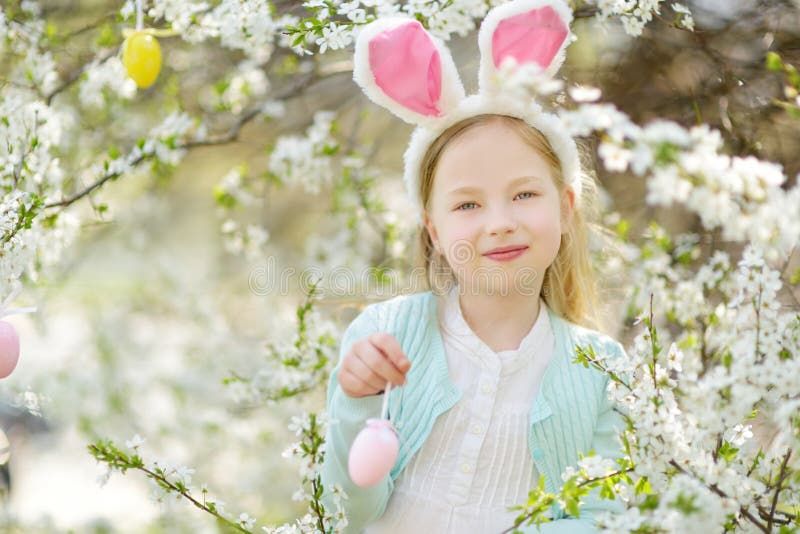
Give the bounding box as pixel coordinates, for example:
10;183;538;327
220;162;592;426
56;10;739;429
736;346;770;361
0;0;798;531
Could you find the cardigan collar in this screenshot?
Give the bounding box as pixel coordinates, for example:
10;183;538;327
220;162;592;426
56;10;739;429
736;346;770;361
438;284;553;377
425;290;574;425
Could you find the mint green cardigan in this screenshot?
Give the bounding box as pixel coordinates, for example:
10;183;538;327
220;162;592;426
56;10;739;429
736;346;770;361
320;291;626;533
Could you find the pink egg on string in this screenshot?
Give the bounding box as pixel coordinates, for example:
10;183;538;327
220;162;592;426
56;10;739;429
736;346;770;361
348;418;399;487
0;287;37;380
348;381;402;487
0;322;20;379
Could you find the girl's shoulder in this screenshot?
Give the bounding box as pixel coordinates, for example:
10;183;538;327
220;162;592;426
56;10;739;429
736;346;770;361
347;291;436;336
549;311;627;361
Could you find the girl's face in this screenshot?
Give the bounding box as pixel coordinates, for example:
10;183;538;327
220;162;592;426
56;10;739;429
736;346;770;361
423;119;574;296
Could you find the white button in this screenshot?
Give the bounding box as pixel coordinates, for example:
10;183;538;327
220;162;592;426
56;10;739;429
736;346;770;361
471;424;483;434
480;384;492;394
460;463;472;474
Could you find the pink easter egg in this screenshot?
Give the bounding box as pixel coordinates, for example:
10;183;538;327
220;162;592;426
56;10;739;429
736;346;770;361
0;321;20;379
348;418;399;487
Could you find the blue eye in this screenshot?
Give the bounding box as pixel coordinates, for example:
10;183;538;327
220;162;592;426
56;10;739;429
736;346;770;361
456;202;478;211
516;191;537;200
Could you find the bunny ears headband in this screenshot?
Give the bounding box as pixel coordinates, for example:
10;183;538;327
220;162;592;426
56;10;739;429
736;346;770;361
352;0;582;224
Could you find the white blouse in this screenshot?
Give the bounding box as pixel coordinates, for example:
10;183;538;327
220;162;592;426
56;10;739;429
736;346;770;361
365;285;555;533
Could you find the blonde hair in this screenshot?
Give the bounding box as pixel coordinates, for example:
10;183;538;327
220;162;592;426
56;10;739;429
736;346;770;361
414;114;602;329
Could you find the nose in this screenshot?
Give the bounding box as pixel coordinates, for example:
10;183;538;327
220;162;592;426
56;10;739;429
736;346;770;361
485;205;518;235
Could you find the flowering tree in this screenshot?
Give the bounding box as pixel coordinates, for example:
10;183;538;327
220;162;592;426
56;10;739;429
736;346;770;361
1;0;798;532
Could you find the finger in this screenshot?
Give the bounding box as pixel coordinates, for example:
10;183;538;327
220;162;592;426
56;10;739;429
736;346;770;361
348;351;388;392
338;367;372;397
361;337;407;386
369;333;411;375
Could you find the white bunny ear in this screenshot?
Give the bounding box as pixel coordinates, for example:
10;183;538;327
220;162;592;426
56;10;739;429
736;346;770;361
478;0;574;92
353;17;466;126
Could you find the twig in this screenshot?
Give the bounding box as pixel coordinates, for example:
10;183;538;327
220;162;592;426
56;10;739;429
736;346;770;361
183;69;327;148
87;443;251;533
44;152;147;209
499;467;635;534
45;48;117;105
60;11;118;41
766;449;793;530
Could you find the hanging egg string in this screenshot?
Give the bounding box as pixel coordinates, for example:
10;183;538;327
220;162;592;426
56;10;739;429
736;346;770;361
0;287;38;379
347;380;405;488
121;0;178;89
136;0;143;31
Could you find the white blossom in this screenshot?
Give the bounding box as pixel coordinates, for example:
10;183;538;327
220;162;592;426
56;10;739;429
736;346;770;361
316;22;353;53
269;111;339;194
125;434;146;450
568;84;602;103
79;58;137;109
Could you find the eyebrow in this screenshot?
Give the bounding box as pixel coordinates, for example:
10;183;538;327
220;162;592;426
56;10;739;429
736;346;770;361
446;175;544;197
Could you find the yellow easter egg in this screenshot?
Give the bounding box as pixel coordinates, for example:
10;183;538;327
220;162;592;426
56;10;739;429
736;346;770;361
122;31;162;88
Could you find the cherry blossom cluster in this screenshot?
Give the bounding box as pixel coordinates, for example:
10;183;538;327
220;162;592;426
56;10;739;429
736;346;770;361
276;411;350;533
268;111;340;195
589;0;694;35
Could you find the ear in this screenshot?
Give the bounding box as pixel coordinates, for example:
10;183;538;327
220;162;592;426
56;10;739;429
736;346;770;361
560;184;575;233
353;18;466;126
423;212;441;253
477;0;573;93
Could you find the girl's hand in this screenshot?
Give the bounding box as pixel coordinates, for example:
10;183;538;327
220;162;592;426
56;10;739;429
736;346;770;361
338;333;411;398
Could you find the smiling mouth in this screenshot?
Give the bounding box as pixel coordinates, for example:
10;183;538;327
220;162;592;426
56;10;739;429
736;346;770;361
484;245;528;255
483;246;529;260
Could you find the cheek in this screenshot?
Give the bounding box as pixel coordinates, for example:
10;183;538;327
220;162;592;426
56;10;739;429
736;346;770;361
525;205;559;228
439;219;481;265
526;208;564;250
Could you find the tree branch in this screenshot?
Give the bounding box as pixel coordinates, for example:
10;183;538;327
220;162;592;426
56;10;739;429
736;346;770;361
766;449;794;530
45;48;117;106
44;67;350;210
183;70;319;149
43;153;147;209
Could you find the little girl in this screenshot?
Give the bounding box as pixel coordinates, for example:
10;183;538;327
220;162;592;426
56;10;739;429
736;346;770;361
321;1;627;532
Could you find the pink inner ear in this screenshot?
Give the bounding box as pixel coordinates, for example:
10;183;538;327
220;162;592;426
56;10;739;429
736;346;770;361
492;6;568;71
369;22;442;117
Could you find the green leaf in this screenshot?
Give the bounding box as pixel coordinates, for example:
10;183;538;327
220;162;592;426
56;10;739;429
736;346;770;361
599;478;616;499
718;441;739;463
640;494;659;510
95;24;118;48
214;79;230;96
615;218;630;240
654;142;681;166
678;333;697;350
787;64;800;88
676;249;693;265
42;213;59;229
321;143;339;156
748;449;764;475
45;22;58;40
291;33;306;47
213;186;237;209
669;492;700;515
766;52;784;72
635;476;652;495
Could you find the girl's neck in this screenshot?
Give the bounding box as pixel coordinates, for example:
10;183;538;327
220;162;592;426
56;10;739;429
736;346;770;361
456;288;542;352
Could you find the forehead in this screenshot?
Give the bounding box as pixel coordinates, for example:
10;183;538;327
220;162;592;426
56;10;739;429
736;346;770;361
433;120;555;192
